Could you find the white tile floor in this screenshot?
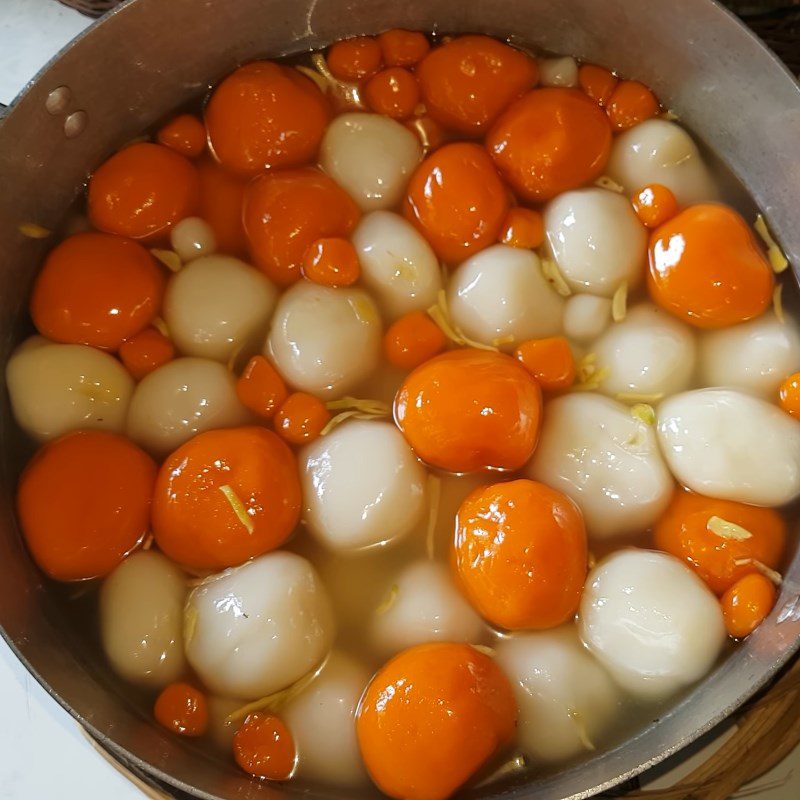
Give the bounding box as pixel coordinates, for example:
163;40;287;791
0;1;797;798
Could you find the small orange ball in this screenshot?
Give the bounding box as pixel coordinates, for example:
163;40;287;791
648;204;774;328
274;392;331;445
356;643;517;800
416;35;538;135
157;114;206;158
499;207;545;249
88;142;200;241
364;67;420;120
302;237;361;287
454;479;587;630
235;355;289;419
377;29;430;67
119;326;175;380
17;431;156;581
607;79;660;130
327;36;383;81
154;683;209;737
779;372;800;418
578;64;618;106
394;348;542;473
487;88;612;202
244;168;361;286
632;183;679;229
514;336;575;391
383;311;447;370
233;713;296;780
721;573;777;639
205;61;331;175
30;232;165;351
653;488;786;596
152;427;301;571
404;142;509;265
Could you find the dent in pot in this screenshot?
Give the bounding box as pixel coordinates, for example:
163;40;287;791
544;188;648;297
126;357;250;458
606;118;719;207
580;549;726;700
699;313;800;399
370;561;486;659
351;211;442;321
164;255;277;363
282;651;370;787
7;336;133;442
267;281;382;398
495;626;622;762
594;303;697;398
100;551;186;688
300;420;427;551
527;393;673;539
447;244;564;349
656;388;800;505
320;113;422;211
184;552;335;700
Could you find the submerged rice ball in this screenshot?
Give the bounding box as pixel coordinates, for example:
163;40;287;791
447;244;564;349
580;549;726;700
7;336;133;442
126;357;250;458
164;255;277;363
495;626;622;762
657;388;800;506
606;118;719;206
699;313;800;398
563;294;612;343
301;420;427;551
100;551;186;688
370;561;486;658
594;303;697;399
544;188;647;297
282;651;370;787
528;393;673;539
320;113;422;211
351;211;442;321
267;281;382;398
185;552;335;700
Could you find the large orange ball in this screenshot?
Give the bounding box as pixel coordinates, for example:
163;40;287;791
394;348;542;472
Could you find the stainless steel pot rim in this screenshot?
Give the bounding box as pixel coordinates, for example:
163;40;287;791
1;1;799;799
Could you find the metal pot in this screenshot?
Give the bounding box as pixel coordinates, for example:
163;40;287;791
1;1;799;798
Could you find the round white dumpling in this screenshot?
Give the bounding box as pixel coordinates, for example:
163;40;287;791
267;282;381;398
301;420;426;551
495;626;622;762
7;337;133;442
699;313;800;399
320;113;422;211
185;552;335;700
606;119;719;207
657;388;800;505
580;550;725;700
563;294;612;343
282;651;370;787
528;394;673;539
100;551;186;688
447;245;564;349
370;561;485;658
164;255;277;363
594;304;697;398
352;211;442;321
170;216;217;262
544;188;648;297
126;357;250;458
538;56;578;87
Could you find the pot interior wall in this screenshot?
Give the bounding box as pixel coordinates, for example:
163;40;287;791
0;1;799;799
